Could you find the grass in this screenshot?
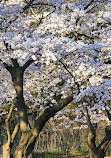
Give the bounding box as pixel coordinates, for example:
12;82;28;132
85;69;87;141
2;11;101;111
33;150;90;158
11;150;90;158
33;151;63;158
74;150;89;154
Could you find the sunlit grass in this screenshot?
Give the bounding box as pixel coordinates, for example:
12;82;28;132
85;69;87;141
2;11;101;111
33;151;63;158
74;150;89;154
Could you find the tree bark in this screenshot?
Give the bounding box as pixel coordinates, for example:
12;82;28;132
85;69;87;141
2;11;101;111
2;106;13;158
14;130;37;158
88;149;105;158
3;59;73;158
85;107;111;158
3;143;10;158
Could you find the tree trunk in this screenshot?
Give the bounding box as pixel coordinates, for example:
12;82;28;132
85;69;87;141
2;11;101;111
84;107;111;158
15;128;39;158
2;143;10;158
14;130;37;158
3;59;73;158
89;149;105;158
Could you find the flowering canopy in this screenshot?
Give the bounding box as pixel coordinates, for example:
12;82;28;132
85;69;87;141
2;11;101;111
0;0;111;115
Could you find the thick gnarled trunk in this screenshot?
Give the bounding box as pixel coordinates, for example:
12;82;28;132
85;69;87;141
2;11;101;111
85;107;111;158
14;130;38;158
2;143;10;158
2;59;73;158
88;146;105;158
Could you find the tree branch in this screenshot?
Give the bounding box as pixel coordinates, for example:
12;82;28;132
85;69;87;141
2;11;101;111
31;7;56;31
22;59;34;71
84;107;94;132
5;105;13;146
103;109;111;121
84;107;97;150
0;57;12;72
11;58;20;67
2;0;39;30
31;2;56;8
5;119;11;147
104;60;111;64
97;126;111;151
58;58;80;94
34;94;73;133
7;105;13;120
59;59;74;78
84;0;95;10
11;123;20;143
22;0;35;12
75;0;94;25
3;62;12;72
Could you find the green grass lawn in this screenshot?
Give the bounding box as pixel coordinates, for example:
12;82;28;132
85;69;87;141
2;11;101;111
33;151;63;158
33;150;89;158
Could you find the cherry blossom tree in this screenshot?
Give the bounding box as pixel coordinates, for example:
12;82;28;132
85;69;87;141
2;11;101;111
0;0;111;157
